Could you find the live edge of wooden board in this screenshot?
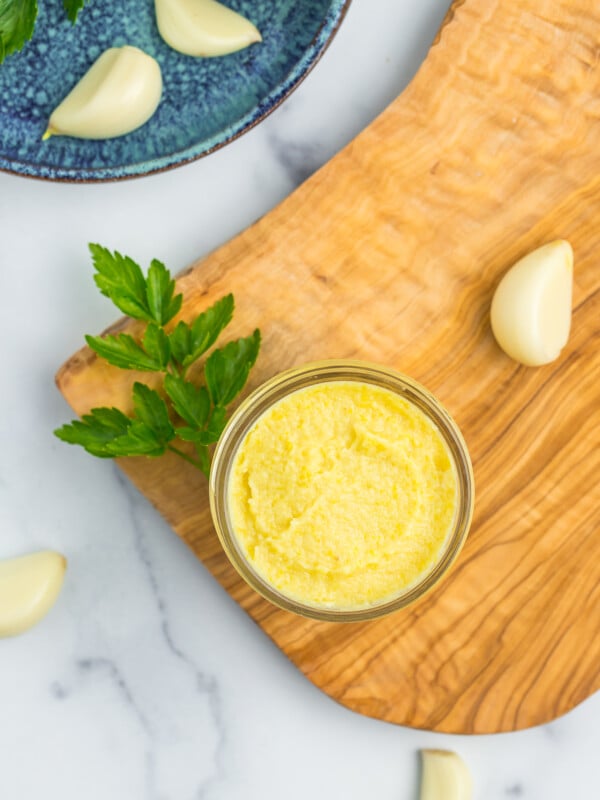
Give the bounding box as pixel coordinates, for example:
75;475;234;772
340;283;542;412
56;0;600;734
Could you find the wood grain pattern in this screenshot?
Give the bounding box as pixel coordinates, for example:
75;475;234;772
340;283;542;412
56;0;600;733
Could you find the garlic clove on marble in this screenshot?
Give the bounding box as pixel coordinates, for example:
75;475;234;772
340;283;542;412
420;750;473;800
44;46;162;140
155;0;262;57
0;551;67;637
490;240;573;367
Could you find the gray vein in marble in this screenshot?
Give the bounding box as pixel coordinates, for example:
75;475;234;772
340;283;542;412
542;719;561;740
50;653;157;797
76;656;154;737
49;680;69;700
267;131;326;189
114;468;227;800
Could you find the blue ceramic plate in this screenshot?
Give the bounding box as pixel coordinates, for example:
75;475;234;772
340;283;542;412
0;0;350;181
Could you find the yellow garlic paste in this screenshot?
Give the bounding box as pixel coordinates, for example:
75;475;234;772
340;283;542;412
227;381;458;609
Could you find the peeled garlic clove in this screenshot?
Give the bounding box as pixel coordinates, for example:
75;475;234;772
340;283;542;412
0;551;67;637
490;240;573;367
44;46;162;140
155;0;262;57
420;749;472;800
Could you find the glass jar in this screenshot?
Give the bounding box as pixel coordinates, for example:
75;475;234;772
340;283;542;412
209;360;474;622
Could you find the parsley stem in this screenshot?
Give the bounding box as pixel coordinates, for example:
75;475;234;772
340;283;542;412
167;444;203;470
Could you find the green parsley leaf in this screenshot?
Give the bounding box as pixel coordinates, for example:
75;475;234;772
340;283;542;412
143;323;170;369
169;295;234;368
188;294;234;364
205;329;261;407
177;406;227;446
202;405;228;444
86;333;164;372
56;246;260;475
132;383;174;444
0;0;37;63
54;395;172;460
164;374;210;428
146;259;182;326
89;244;154;323
62;0;88;23
168;321;192;365
105;421;166;457
175;426;204;443
54;407;132;458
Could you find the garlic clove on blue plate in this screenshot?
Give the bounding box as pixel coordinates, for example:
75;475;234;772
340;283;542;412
44;46;162;140
155;0;262;57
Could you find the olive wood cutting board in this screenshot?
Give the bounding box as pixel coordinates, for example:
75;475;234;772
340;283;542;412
56;0;600;733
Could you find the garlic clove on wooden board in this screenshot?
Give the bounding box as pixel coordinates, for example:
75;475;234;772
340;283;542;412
490;240;573;367
420;749;473;800
44;46;162;140
0;551;67;637
155;0;262;57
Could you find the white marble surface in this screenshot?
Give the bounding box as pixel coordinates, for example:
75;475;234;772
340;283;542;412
1;1;598;797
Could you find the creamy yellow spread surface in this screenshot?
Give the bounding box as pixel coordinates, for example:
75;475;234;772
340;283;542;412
228;381;458;609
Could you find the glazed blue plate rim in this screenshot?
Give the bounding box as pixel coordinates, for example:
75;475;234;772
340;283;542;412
0;0;351;183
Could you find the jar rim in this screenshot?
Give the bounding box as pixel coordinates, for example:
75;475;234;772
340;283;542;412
209;360;474;622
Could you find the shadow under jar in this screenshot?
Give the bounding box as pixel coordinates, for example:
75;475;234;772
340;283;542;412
210;361;474;622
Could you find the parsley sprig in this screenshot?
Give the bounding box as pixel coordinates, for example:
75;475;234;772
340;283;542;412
0;0;88;64
55;245;261;475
